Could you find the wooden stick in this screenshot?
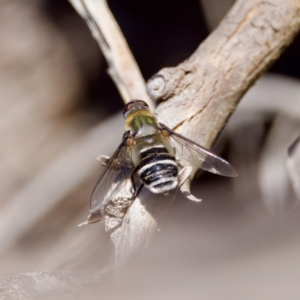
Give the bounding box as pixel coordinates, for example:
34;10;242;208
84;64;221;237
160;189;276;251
68;0;153;109
70;0;300;268
148;0;300;148
118;0;300;267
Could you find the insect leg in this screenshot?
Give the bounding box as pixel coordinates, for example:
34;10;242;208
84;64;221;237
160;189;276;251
130;167;139;194
178;165;202;202
130;183;144;201
97;155;111;167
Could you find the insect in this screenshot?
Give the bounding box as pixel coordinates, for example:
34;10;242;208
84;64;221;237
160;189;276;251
88;100;237;223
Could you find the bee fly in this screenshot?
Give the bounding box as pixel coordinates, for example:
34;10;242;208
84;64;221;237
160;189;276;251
87;100;237;223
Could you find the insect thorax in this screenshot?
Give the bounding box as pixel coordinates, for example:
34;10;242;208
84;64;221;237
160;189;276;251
125;109;158;135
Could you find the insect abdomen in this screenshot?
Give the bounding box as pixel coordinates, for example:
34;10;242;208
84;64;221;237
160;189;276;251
138;145;179;194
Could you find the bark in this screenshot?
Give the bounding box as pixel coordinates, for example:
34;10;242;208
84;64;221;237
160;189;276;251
70;0;300;268
69;0;152;109
149;0;300;149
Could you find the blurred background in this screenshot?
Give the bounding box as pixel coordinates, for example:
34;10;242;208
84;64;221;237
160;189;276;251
0;0;300;298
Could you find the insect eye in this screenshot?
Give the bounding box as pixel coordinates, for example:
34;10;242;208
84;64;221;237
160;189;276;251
136;100;148;108
123;100;149;118
123;101;136;117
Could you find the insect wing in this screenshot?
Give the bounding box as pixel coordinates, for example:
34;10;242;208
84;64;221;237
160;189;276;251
159;123;237;177
90;131;134;212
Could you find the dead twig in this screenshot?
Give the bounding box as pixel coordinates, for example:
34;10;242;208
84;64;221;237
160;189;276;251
0;269;112;299
71;0;300;268
68;0;152;109
118;0;300;267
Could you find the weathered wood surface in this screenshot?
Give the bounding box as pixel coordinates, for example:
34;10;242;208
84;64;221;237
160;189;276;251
107;0;300;266
0;0;300;297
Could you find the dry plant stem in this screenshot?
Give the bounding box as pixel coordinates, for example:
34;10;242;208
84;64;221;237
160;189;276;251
70;0;299;268
287;137;300;200
148;0;300;147
68;0;152;109
114;0;300;267
0;269;111;299
109;189;174;267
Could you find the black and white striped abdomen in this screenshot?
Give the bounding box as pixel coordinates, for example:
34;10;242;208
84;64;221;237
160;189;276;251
138;145;179;194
